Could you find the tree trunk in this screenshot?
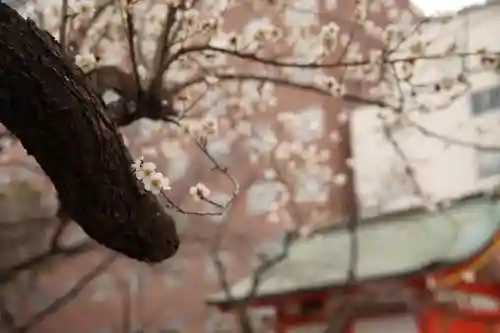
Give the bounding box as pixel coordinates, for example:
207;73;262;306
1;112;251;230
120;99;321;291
0;3;179;263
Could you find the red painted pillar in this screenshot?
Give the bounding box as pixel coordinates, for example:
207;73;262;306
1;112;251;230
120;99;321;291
275;306;287;333
345;320;355;333
418;309;441;333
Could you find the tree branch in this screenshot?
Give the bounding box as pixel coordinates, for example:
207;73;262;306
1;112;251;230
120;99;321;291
150;4;178;89
165;44;500;72
0;240;95;285
170;73;390;109
0;4;179;263
58;0;70;53
68;0;113;57
119;0;142;98
13;253;118;333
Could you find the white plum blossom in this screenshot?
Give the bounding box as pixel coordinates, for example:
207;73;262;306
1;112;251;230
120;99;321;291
21;3;37;19
201;17;222;33
137;65;149;82
267;211;280;223
201;116;219;137
209;31;240;50
333;173;347;187
131;156;144;172
290;141;304;154
321;22;340;39
143;172;172;194
176;8;201;29
70;0;95;19
329;131;342;143
274;142;292;160
263;169;277;180
320;22;340;51
315;74;345;96
336;111;349;124
190;183;211;201
235;121;252;136
242;18;281;51
251;23;282;47
134;161;156;180
180;121;193;135
131;158;172;194
293;38;325;62
203;0;229;13
205;76;219;85
75;53;97;73
352;0;368;23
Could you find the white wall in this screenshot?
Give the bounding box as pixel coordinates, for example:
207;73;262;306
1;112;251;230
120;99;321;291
286;314;419;333
352;3;500;214
353;314;419;333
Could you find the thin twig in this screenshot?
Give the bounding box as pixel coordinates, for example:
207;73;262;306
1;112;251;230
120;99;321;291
118;0;142;97
13;253;118;333
58;0;70;54
0;241;95;286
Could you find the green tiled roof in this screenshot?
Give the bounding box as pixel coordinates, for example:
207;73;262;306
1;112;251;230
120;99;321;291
208;194;500;304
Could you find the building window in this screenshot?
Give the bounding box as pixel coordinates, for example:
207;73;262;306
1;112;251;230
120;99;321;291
471;85;500;115
477;150;500;179
472;90;500;179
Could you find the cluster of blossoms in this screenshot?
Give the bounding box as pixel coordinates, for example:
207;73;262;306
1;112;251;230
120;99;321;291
179;116;219;138
31;0;485;224
189;182;211;201
131;157;211;201
48;0;428;114
68;0;95;19
132;158;171;194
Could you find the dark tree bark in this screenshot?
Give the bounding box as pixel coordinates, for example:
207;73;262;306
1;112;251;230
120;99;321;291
0;3;179;263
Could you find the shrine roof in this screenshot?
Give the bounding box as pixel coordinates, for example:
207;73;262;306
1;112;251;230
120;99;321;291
207;192;500;305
